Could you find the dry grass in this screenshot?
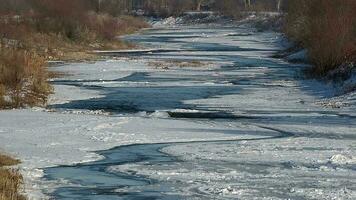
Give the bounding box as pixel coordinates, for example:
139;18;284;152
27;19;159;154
0;1;149;109
47;71;70;79
285;0;356;77
1;11;149;62
148;60;206;69
116;16;150;35
0;155;19;167
0;14;147;109
0;49;53;108
0;154;25;200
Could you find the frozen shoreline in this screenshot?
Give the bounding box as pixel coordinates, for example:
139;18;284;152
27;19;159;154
1;109;263;199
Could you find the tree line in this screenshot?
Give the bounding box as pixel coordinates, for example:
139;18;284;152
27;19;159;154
0;0;286;17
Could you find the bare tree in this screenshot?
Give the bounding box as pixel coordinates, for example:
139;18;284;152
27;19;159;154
244;0;251;9
98;0;103;12
195;0;204;11
277;0;282;12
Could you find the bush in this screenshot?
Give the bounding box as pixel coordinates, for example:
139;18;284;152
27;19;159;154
0;49;52;108
85;12;120;41
117;16;149;34
285;0;356;77
0;154;25;200
0;1;149;110
0;85;5;106
0;168;25;200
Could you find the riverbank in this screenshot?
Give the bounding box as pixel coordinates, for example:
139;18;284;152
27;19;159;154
0;154;25;200
1;2;149;109
283;0;355;91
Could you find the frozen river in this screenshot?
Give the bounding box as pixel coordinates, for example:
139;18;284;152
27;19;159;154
1;23;355;199
43;25;356;199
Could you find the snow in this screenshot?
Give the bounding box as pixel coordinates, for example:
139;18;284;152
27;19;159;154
315;70;356;109
151;16;179;27
93;48;174;54
1;109;263;199
0;21;355;199
150;12;231;27
113;136;355;199
329;154;356;165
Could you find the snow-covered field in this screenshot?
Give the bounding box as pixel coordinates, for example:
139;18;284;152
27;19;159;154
0;22;355;200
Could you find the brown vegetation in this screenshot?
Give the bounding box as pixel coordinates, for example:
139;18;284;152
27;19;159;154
0;154;25;200
148;60;206;69
0;4;149;60
0;49;52;108
285;0;356;77
0;0;149;109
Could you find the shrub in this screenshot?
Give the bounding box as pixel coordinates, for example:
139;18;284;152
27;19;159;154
85;12;120;41
0;85;5;106
0;49;52;108
117;16;149;35
0;168;25;200
285;0;356;77
85;14;148;41
0;154;19;167
0;154;25;200
0;0;149;109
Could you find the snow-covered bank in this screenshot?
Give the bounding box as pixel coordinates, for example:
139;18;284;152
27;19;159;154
149;12;231;27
